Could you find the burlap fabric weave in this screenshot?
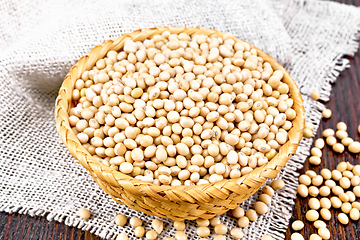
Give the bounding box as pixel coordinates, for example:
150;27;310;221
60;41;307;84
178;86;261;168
0;0;360;239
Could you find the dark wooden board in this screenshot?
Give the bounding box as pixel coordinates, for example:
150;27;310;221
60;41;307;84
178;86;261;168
1;0;360;239
285;1;360;239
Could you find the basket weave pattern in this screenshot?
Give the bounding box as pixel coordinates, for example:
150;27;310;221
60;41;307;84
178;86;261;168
55;26;305;221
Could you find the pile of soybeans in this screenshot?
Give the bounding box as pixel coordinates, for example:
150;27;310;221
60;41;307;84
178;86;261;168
68;31;296;186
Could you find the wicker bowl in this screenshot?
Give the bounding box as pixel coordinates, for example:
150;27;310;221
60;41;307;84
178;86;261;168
55;26;304;221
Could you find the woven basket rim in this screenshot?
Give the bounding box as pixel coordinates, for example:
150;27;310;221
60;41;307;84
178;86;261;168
55;26;305;199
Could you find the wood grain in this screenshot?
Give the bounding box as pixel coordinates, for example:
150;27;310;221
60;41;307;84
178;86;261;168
285;1;360;239
1;0;360;239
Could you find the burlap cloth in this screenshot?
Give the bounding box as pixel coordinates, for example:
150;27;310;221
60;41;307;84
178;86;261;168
1;0;360;239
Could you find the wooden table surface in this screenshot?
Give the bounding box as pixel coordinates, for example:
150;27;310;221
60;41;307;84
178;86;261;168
1;0;360;239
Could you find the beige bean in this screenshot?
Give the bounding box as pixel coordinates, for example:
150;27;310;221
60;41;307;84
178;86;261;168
214;224;227;235
174;221;185;231
145;230;158;240
309;198;320;210
303;128;313;138
311;147;322;157
230;228;244;239
114;214;127;226
151;219;163;234
321;169;332;180
330;196;342;209
291;233;304;240
306;210;319;221
299;174;312;186
261;235;274;240
271;179;285;190
333;143;345;153
134;227;145;238
246;209;258;221
78;208;91;219
338;213;349;225
232;207;245;218
309;234;322;240
326;136;337;146
309;186;319;197
237;216;250;228
319;186;331;197
314;220;326;229
336;130;348;139
129;216;142;227
311;90;320;100
350;208;360;221
322;109;332;118
320;208;331;221
323;129;335;137
309;156;321;165
349;141;360;154
254;201;268;215
318;227;330;240
315;138;325;149
341;202;352;214
291;220;304;231
116;233;128;240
